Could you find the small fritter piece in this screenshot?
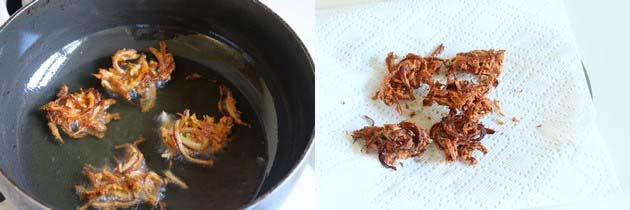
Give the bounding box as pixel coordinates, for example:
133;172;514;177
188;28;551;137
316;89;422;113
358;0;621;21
75;138;167;210
423;80;493;118
40;85;120;143
148;41;176;83
94;41;175;112
449;49;505;87
352;120;431;170
159;109;234;166
218;85;250;127
373;45;445;114
430;111;495;165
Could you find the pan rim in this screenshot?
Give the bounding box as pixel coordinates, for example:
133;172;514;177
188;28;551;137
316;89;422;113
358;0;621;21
0;0;315;209
238;0;315;208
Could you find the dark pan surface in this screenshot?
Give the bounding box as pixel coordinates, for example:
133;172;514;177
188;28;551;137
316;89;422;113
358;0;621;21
0;0;314;209
19;27;268;209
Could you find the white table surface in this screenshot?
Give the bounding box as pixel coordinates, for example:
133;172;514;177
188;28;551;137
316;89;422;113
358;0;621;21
0;0;315;209
528;0;630;209
317;0;630;209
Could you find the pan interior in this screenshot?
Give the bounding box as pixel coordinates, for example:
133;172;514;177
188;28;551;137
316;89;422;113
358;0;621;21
17;25;273;210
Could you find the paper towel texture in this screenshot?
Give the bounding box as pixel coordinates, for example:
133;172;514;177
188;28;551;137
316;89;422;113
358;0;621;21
314;0;620;209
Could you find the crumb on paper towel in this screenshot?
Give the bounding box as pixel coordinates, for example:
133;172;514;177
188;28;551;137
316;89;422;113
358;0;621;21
492;99;506;116
363;115;375;126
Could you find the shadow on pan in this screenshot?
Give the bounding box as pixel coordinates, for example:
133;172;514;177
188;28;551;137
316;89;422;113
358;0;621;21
0;0;314;209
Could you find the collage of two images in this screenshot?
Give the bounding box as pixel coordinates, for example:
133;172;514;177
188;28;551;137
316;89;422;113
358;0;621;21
1;0;629;209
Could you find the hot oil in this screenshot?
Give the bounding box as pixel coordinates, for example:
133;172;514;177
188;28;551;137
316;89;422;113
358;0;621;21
20;30;268;210
126;62;269;210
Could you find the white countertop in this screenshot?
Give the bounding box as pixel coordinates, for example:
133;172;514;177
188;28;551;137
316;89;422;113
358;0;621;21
564;0;630;190
528;0;630;209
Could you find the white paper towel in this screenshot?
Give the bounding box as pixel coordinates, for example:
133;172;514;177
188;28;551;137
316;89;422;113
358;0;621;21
314;0;621;209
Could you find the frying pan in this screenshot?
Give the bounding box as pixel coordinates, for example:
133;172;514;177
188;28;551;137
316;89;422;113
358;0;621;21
0;0;314;209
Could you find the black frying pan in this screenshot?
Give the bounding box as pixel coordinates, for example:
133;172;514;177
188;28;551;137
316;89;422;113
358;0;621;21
0;0;314;209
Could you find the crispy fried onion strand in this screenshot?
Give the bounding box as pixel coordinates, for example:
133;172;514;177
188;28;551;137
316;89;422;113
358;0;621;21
373;44;445;114
94;41;175;112
160;109;234;166
75;138;168;210
40;85;120;143
218;85;250;127
163;170;189;189
351;121;431;170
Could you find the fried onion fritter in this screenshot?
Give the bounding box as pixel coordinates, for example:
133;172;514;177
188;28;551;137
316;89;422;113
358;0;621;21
94;41;175;112
40;85;120;143
159;109;234;166
449;49;505;87
352;120;431;170
75;138;168;210
429;111;495;165
373;44;445;114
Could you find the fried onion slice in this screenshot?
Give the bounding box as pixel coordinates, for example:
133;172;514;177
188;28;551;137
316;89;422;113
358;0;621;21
218;85;250;127
94;41;175;112
40;85;119;143
76;138;168;210
159;110;234;166
163;170;189;189
351;121;431;170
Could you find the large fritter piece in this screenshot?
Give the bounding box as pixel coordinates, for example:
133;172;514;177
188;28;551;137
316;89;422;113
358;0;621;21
351;120;431;170
75;138;166;210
